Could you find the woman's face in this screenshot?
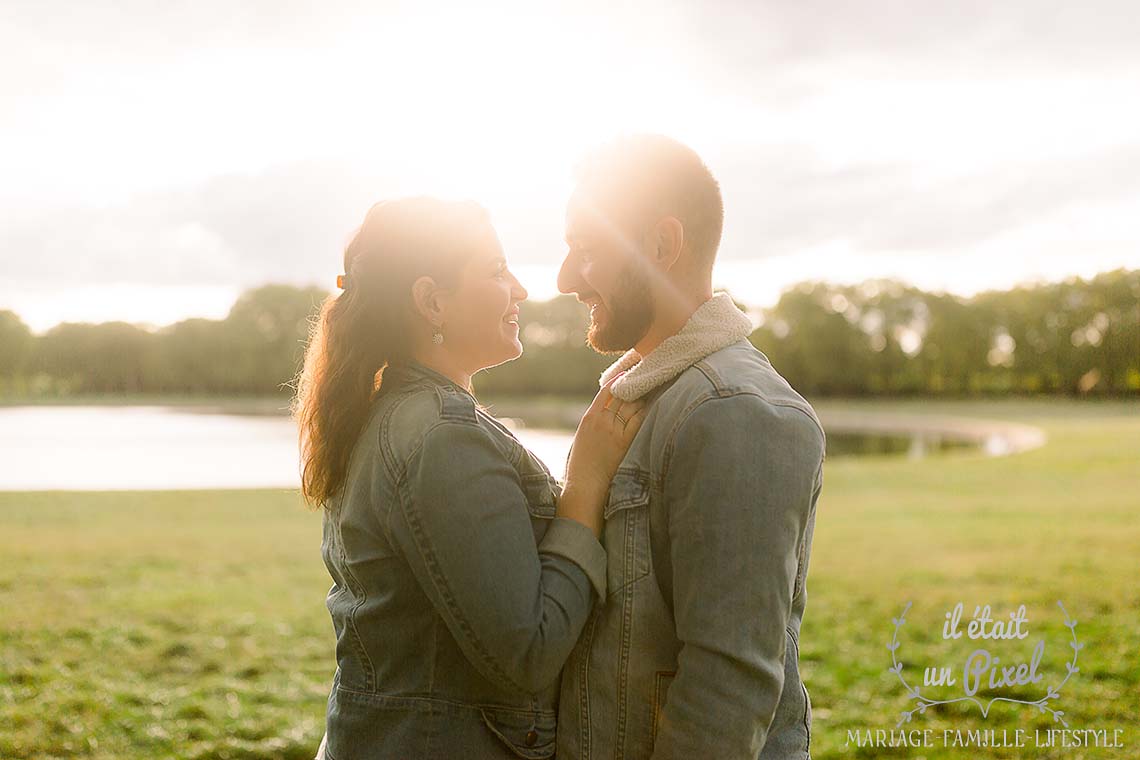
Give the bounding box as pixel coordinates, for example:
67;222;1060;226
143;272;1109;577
440;230;529;373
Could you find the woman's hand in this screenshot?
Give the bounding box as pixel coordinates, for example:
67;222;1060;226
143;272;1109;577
565;375;646;493
557;375;647;537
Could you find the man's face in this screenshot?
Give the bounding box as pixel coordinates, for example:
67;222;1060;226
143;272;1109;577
558;188;654;353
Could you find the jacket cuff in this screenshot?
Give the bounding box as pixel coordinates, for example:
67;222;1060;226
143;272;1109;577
539;517;608;599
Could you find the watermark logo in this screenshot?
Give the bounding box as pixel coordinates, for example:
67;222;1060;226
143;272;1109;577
842;600;1125;752
887;600;1081;727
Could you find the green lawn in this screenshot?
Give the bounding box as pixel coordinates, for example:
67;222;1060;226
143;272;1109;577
1;399;1137;759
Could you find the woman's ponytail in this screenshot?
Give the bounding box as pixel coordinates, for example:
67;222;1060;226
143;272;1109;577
291;197;490;510
293;286;388;509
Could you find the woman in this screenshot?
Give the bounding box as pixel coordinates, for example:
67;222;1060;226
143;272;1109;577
292;197;644;759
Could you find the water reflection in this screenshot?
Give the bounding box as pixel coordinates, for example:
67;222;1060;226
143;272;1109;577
0;406;300;491
825;431;974;459
0;406;574;491
0;406;987;491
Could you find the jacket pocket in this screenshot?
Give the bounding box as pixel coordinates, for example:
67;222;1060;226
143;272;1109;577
602;468;652;597
479;706;557;759
520;473;557;520
650;670;676;746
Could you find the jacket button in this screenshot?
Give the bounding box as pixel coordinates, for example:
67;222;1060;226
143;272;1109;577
524;729;538;747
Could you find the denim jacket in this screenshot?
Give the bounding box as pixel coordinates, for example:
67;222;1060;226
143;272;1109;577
320;361;607;760
557;340;826;760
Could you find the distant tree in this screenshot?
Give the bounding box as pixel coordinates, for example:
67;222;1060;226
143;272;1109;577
748;271;1139;397
145;318;228;393
31;321;155;394
2;274;1137;399
752;283;872;396
0;310;33;379
222;284;329;394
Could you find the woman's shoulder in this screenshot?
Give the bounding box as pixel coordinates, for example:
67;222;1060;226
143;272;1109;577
379;384;511;466
378;385;451;444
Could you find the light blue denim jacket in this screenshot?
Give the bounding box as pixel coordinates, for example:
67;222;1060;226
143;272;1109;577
320;361;607;760
557;340;826;760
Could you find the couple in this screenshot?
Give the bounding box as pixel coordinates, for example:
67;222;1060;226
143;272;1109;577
293;135;826;760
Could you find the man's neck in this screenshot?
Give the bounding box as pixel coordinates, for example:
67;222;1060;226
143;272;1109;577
633;286;714;357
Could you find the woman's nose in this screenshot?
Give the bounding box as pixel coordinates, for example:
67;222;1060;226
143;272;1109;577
511;272;528;302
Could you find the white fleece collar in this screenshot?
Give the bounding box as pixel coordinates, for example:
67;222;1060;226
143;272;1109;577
599;293;755;401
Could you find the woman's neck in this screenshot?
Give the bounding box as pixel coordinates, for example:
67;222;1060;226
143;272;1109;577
409;349;473;392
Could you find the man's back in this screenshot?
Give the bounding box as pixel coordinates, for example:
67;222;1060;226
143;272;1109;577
557;339;825;760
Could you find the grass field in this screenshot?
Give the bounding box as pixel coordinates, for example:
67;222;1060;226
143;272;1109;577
1;399;1137;759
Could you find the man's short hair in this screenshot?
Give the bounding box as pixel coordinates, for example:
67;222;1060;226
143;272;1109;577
574;134;724;269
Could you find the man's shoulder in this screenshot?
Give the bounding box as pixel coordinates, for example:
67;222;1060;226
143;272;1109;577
652;341;826;481
657;340;822;436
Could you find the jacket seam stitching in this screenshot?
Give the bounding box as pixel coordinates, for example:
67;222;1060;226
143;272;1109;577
614;508;638;752
786;625;812;751
338;527;376;691
577;609;598;757
333;685;556;716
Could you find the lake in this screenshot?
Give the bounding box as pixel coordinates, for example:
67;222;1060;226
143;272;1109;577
0;405;983;491
0;405;571;491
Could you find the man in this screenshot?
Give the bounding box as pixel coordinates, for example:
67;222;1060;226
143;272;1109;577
555;134;825;759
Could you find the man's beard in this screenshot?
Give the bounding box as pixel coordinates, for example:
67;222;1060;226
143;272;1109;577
587;263;654;354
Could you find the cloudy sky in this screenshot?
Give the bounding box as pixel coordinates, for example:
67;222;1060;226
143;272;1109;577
2;0;1139;332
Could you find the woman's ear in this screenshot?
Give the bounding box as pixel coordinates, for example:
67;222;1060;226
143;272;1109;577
411;275;447;327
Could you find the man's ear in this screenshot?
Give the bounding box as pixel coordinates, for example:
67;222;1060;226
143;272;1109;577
650;216;684;272
411;275;447;327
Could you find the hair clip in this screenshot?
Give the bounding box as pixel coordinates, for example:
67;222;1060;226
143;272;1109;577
336;274;348;290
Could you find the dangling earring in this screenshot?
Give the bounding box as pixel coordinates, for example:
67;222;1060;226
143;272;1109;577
431;326;444;345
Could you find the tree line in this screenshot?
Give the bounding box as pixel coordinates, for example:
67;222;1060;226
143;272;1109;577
1;270;1137;399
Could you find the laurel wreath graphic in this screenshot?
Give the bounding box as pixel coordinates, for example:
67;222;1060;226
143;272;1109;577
887;600;1081;728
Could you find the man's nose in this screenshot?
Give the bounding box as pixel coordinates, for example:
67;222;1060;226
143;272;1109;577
556;253;579;294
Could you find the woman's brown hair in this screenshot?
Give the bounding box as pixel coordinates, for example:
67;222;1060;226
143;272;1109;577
292;197;491;509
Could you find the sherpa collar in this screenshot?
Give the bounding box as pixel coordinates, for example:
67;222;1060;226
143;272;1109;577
599;292;755;401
